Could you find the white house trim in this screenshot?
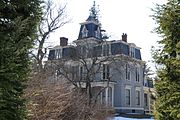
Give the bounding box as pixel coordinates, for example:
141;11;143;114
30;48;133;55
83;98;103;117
135;87;141;91
125;85;132;89
114;107;144;110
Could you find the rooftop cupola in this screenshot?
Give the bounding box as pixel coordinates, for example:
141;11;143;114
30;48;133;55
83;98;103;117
78;1;103;40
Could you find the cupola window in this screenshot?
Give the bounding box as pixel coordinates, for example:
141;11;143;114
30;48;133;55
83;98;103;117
82;25;88;38
95;27;100;38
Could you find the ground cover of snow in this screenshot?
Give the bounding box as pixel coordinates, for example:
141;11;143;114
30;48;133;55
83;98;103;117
109;117;154;120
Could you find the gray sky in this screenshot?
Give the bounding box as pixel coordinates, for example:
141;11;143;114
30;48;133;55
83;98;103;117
49;0;166;65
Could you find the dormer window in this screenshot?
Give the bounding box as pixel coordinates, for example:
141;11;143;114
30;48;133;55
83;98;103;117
130;47;135;58
55;49;62;59
82;25;88;38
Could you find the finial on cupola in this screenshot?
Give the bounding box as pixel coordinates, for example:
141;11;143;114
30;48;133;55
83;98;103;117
77;1;104;40
89;1;99;23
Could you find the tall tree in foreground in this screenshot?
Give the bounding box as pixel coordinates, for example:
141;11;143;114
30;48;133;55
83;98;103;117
0;0;41;119
152;0;180;119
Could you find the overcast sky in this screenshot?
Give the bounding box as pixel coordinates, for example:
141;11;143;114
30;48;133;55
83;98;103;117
49;0;167;65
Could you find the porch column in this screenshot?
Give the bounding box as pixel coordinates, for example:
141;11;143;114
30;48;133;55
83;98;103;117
112;86;114;107
105;87;108;106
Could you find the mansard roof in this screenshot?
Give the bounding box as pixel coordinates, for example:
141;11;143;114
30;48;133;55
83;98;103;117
48;40;142;61
78;23;102;40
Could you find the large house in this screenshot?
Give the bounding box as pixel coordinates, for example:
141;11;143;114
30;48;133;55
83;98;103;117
46;2;155;114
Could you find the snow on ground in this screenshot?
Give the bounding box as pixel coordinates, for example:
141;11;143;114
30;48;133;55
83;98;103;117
108;117;154;120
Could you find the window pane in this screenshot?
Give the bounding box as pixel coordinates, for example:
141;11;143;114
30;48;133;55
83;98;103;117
126;89;130;105
136;91;140;105
126;64;130;80
102;64;110;80
144;93;148;106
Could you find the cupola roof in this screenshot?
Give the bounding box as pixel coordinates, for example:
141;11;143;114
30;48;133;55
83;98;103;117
77;1;103;40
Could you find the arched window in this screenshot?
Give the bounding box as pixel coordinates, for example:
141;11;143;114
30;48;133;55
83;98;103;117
81;25;88;38
95;27;100;38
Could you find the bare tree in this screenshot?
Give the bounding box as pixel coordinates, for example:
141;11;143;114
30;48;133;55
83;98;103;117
26;40;114;119
46;40;116;110
33;0;70;71
25;67;113;120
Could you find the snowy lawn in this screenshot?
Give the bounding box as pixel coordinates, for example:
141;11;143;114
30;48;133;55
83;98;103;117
108;117;154;120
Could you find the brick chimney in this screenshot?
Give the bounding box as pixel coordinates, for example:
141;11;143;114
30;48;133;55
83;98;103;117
60;37;68;46
122;33;127;42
